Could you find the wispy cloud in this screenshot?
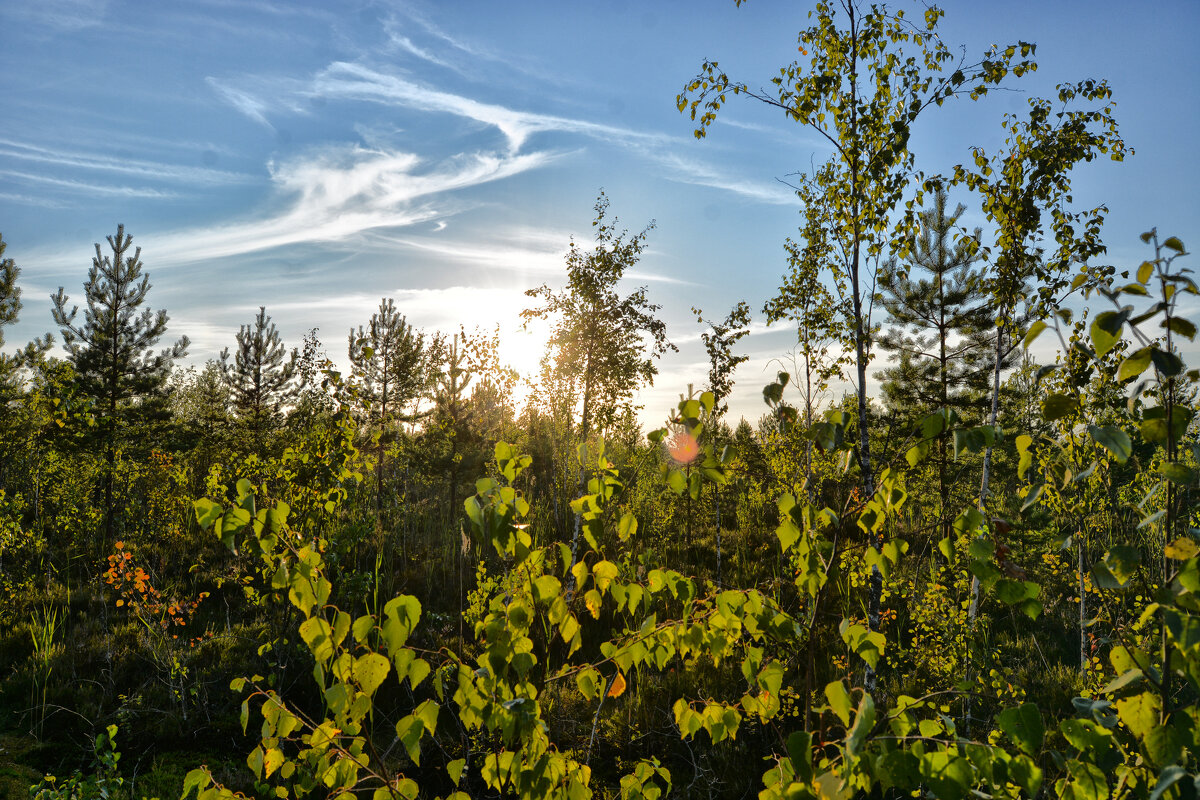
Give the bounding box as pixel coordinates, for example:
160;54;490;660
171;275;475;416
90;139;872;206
205;76;312;129
139;144;555;265
0;192;69;208
312;62;663;154
0;138;251;185
384;27;465;76
358;226;566;275
655;152;797;205
388;5;571;88
391;7;493;63
1;0;110;32
1;169;180;198
205;78;275;130
309;63;800;207
671;320;781;346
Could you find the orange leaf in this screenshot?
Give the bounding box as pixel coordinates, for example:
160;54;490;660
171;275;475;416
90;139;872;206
116;599;125;607
607;672;627;699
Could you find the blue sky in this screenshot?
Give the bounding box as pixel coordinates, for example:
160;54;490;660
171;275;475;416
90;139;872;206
1;0;1197;426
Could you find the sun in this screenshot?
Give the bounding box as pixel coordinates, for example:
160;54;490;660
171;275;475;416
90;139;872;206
497;317;552;411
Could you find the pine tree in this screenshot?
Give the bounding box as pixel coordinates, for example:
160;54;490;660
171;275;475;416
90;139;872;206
0;234;18;351
219;306;297;441
875;189;1013;546
0;234;52;491
349;298;426;513
349;299;425;430
877;189;994;423
430;332;473;523
1;233;25;391
51;224;189;543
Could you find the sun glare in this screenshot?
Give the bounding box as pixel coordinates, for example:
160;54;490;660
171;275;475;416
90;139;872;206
497;317;552;411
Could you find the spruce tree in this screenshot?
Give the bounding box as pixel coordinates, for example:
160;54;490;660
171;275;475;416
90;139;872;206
219;306;297;441
51;224;189;543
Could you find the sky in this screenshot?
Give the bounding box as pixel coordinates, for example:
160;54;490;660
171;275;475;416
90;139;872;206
1;0;1197;428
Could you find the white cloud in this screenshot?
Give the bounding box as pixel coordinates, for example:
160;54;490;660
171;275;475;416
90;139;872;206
654;152;797;206
0;169;180;198
386;30;462;75
205;78;275;130
0;138;250;185
138;144;556;266
312;62;663;154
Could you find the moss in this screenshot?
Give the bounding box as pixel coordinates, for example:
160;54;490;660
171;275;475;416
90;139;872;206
0;734;48;800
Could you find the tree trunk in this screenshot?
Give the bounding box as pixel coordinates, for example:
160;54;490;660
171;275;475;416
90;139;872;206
969;325;1005;620
1078;535;1087;669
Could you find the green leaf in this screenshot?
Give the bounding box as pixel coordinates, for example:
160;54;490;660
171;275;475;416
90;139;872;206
1165;537;1200;560
182;768;210;799
1118;347;1153;382
786;731;814;784
298;617;334;662
1088;425;1131;463
1114;692;1159;740
1100;668;1144;694
1043;393;1080;421
1163;236;1185;253
353;653;390;696
381;595;421;655
618;512;638;541
1145;726;1183;768
1063;760;1109;800
995;578;1036;604
1090;310;1123;358
1165;316;1197;341
395;715;425;765
194;498;222;531
875;750;920;792
824;680;852;726
533;575;561;604
1149;765;1186;800
448;759;466;786
1024;320;1048;349
576;668;600;701
1008;754;1043;796
997;703;1044;755
592;560;619;593
1158;461;1196;485
1150;347;1183;377
415;698;439;737
845;693;876;758
919;751;972;800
